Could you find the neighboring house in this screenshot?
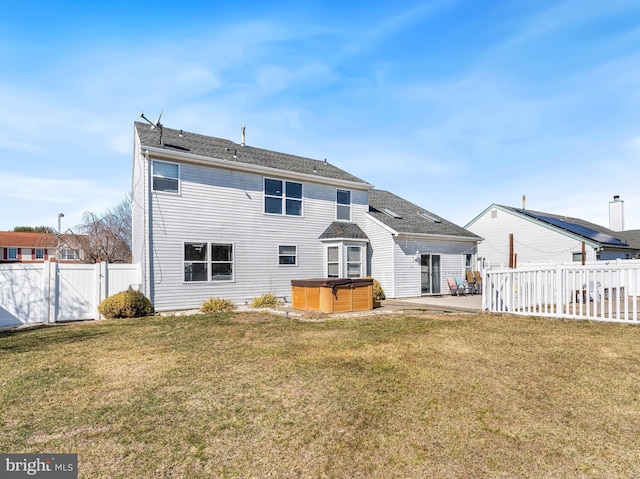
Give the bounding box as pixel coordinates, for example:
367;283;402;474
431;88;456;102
0;232;84;263
465;204;640;268
132;122;480;311
366;189;481;298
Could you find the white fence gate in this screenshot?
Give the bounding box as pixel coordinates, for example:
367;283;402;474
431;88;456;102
0;262;141;328
484;260;640;323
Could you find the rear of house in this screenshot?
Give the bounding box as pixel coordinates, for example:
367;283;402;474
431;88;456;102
132;123;373;311
366;190;481;298
132;122;482;310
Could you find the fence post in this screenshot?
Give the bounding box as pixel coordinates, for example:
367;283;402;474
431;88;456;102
482;269;488;310
42;261;50;324
47;261;58;323
99;262;108;319
555;263;563;317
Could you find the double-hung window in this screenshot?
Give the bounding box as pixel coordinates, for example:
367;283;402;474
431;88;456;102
184;242;234;282
346;246;362;278
153;160;180;193
60;249;78;260
336;189;351;221
327;246;339;278
264;178;302;216
184;243;208;282
278;245;297;266
35;249;44;260
7;248;17;260
211;244;233;280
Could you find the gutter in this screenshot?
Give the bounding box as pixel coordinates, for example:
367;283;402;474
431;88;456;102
396;232;482;242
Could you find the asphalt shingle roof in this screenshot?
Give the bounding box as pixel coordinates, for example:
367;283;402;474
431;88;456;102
368;189;480;239
319;222;369;240
0;232;60;248
135;122;370;185
617;230;640;250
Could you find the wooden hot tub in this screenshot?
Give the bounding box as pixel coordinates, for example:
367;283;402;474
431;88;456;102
291;278;374;313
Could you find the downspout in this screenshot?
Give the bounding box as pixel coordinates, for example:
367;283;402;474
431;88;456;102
144;149;151;301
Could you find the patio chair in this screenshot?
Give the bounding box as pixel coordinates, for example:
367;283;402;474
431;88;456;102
465;270;478;294
473;271;482;293
455;277;470;295
447;277;465;296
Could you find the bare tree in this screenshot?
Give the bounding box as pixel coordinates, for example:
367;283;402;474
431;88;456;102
65;195;132;263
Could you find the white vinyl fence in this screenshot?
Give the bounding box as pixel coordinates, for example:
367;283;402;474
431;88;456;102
484;260;640;323
0;261;141;328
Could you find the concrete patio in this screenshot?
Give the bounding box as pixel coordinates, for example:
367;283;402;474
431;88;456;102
381;293;483;314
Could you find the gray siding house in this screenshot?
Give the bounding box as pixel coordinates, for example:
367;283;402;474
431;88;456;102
132;122;480;310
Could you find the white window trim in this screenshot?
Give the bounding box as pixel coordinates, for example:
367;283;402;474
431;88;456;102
336;189;351;222
211;242;235;282
326;244;341;278
183;241;235;283
184;242;209;282
60;248;78;260
263;177;303;217
7;248;18;260
152;160;181;194
35;249;44;260
346;245;363;278
278;244;298;267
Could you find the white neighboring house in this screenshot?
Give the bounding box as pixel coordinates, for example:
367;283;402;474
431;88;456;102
132;122;481;311
466;204;640;268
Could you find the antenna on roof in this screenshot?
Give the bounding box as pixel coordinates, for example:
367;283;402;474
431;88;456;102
140;110;164;145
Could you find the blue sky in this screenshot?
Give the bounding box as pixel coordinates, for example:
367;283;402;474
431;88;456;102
2;0;640;233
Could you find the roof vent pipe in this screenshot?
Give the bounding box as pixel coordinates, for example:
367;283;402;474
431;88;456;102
609;195;624;231
241;126;245;147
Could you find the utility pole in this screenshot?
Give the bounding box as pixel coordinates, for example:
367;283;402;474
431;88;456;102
57;213;65;261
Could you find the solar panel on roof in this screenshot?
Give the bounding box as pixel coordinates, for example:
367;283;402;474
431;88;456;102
518;210;628;247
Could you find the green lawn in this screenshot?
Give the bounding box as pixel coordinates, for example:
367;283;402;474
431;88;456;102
1;312;640;478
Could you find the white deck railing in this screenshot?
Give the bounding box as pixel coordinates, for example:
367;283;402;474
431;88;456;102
483;260;640;323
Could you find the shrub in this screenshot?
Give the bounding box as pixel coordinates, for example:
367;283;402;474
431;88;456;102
200;297;236;313
98;287;154;319
370;278;385;301
251;293;282;309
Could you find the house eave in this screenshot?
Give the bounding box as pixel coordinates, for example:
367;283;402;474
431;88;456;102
319;237;370;243
142;145;373;190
